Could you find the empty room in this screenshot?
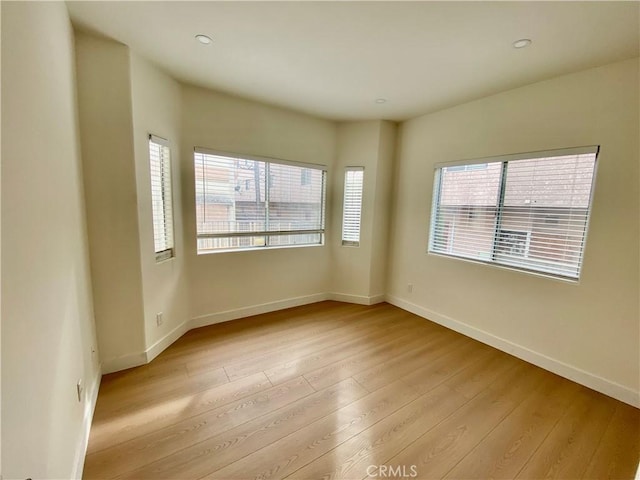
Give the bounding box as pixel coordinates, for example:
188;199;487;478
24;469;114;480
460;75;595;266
2;1;639;479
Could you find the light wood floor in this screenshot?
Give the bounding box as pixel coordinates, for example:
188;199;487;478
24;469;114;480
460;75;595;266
84;301;640;479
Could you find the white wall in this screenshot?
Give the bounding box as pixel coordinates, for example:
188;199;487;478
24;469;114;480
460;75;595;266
1;2;101;478
370;121;396;297
130;53;189;358
330;121;396;303
75;32;147;372
0;3;3;474
181;85;337;323
387;58;640;405
331;122;379;299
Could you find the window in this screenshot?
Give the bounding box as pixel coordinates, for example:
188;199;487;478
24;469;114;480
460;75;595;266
301;168;312;186
342;167;364;246
149;135;174;262
194;148;326;253
446;163;488;172
428;146;599;280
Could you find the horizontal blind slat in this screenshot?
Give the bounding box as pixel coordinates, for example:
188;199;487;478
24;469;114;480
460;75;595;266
194;151;326;251
149;139;174;258
429;148;597;280
342;167;364;245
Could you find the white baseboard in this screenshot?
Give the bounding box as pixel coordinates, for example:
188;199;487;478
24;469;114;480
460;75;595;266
329;293;386;305
99;293;639;408
103;292;388;374
101;294;331;373
369;294;386;305
386;294;640;408
145;321;189;363
189;293;330;330
101;351;147;374
101;324;189;373
71;366;102;479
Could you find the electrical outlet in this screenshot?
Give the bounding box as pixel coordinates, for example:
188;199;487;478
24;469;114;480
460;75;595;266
407;283;414;293
156;312;164;326
76;379;83;402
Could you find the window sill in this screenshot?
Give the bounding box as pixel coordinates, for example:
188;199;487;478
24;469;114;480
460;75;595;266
197;242;325;255
342;240;360;247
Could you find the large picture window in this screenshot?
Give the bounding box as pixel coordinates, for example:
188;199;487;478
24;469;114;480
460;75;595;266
194;148;326;253
428;146;599;280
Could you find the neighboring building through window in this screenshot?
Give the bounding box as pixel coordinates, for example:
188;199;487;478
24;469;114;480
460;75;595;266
342;167;364;246
149;135;175;262
428;146;599;280
194;149;326;253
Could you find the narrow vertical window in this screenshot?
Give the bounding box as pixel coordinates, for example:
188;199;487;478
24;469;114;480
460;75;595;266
342;167;364;246
149;134;174;261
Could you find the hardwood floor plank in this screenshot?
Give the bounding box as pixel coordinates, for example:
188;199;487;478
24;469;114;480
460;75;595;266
87;372;272;455
206;379;421;480
100;361;189;390
184;306;414;378
160;302;362;366
224;311;416;381
93;367;229;419
515;386;617;480
396;336;492;395
302;329;421;390
445;373;582;479
116;378;368;480
382;361;545;480
82;302;640;480
283;383;469;480
352;329;461;392
583;402;640;480
442;348;521;400
264;325;419;385
85;376;314;479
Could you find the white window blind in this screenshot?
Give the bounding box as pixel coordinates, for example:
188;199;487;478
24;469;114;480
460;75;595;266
194;148;326;253
342;167;364;246
149;135;174;262
428;146;599;280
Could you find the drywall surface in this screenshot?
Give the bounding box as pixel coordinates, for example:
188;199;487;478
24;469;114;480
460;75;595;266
130;53;189;354
388;58;640;402
330;121;396;302
181;85;337;321
0;3;3;475
1;2;100;477
75;32;146;369
331;122;379;298
370;121;396;297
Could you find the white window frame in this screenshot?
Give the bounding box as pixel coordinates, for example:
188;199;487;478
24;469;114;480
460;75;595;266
194;147;327;253
149;134;175;262
342;166;364;247
428;145;599;281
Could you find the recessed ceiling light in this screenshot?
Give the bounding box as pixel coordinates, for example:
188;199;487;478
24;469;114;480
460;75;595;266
375;98;387;104
513;38;532;49
195;34;213;45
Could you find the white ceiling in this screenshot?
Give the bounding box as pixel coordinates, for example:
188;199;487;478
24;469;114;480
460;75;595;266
67;1;639;122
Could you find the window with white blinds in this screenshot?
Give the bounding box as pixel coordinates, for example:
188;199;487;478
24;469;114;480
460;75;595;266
194;148;326;253
149;135;174;262
428;146;599;280
342;167;364;246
